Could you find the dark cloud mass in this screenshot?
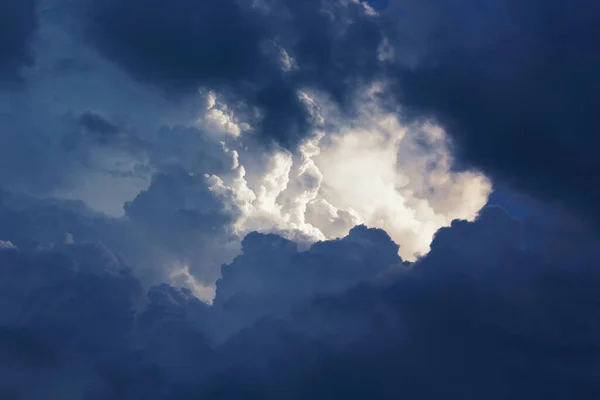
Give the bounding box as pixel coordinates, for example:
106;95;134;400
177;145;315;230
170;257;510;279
192;208;600;399
391;0;600;224
81;0;600;222
2;0;600;399
212;225;402;335
0;0;38;79
84;0;269;90
82;0;387;147
2;201;600;398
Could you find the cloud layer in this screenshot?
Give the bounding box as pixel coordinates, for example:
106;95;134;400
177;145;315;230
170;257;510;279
1;0;599;398
1;203;599;398
388;0;600;224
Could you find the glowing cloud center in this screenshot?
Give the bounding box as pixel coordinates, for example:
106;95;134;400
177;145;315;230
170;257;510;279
207;86;492;260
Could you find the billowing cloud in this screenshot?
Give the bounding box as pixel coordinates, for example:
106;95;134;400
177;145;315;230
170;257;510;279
1;1;491;281
1;204;599;398
212;224;403;336
81;0;390;148
207;86;491;260
387;0;600;225
199;207;600;399
1;1;599;398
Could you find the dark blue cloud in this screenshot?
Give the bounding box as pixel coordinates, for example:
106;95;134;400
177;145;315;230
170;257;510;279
0;184;227;285
1;1;600;398
0;193;403;397
81;0;388;148
0;241;142;398
0;0;38;80
390;0;600;224
212;225;402;335
2;200;599;398
198;207;600;399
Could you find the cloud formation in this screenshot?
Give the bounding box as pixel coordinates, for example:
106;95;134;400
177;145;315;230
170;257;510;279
1;1;491;267
199;207;600;399
1;0;599;399
0;0;37;79
207;87;490;260
388;0;600;224
1;203;599;398
82;0;389;147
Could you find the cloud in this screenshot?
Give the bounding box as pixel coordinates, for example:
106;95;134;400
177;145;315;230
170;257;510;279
387;0;600;225
0;239;142;398
0;2;491;293
0;196;400;397
0;0;38;80
1;190;600;399
81;0;390;148
197;207;600;399
0;241;16;250
124;168;239;284
207;86;491;260
211;224;402;336
2;2;599;398
0;186;225;300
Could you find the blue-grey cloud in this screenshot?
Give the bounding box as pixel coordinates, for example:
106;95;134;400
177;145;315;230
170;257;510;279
390;0;600;224
212;224;403;336
2;199;600;398
81;0;388;148
77;0;600;227
0;191;401;397
124;167;237;283
198;207;600;399
1;1;599;398
0;0;38;80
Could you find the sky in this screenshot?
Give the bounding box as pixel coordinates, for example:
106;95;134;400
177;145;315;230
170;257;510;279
0;0;599;398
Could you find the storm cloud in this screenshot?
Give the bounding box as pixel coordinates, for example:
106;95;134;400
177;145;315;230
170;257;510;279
0;0;38;80
1;0;600;399
389;0;600;224
2;200;599;398
81;0;389;147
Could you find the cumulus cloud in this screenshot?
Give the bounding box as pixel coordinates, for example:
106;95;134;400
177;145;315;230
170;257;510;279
124;168;240;285
387;0;600;225
81;0;390;148
198;208;600;399
0;185;224;302
3;0;490;291
2;202;599;399
0;239;142;398
212;224;402;336
207;86;491;260
1;1;599;398
0;193;403;397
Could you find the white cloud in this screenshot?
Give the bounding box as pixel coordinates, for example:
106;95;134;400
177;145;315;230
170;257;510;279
168;261;217;303
196;91;248;137
206;85;492;260
0;241;17;250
